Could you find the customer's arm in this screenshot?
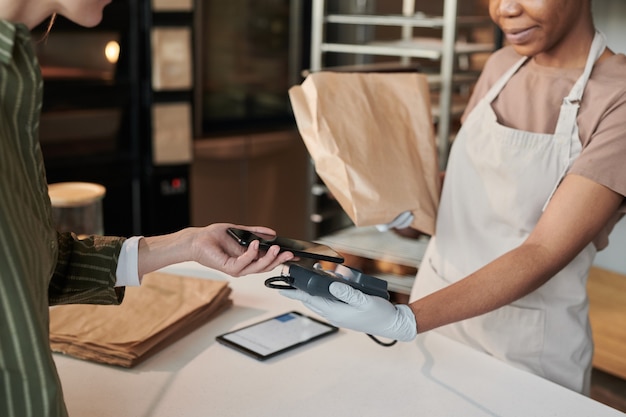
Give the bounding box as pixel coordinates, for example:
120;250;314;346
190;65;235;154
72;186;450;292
51;224;294;305
136;223;294;280
50;233;126;305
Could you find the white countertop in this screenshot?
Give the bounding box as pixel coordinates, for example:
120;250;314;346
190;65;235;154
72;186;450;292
317;226;428;268
54;262;623;417
317;226;428;294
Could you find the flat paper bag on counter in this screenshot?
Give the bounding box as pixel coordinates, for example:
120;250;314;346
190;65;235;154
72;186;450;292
289;72;440;235
49;272;232;368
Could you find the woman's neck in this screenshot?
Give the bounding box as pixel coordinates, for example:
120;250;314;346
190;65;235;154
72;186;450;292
0;1;52;29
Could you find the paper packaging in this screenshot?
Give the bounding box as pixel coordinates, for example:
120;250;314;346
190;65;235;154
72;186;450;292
289;72;440;235
49;272;232;368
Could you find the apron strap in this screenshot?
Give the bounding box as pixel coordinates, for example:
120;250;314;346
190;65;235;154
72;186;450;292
553;31;607;141
543;31;607;210
483;56;528;103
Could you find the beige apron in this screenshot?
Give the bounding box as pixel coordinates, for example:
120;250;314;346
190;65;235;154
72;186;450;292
410;32;607;394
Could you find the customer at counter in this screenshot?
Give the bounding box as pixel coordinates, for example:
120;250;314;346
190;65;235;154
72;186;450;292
0;2;294;417
284;0;626;395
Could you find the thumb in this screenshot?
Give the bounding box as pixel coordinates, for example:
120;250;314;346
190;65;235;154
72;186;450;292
328;282;367;306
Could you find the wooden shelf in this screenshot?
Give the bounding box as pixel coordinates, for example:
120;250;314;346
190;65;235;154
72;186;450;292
324;13;491;29
588;266;626;381
321;38;493;60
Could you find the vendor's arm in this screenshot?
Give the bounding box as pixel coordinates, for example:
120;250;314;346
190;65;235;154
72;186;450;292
410;174;623;333
283;174;623;340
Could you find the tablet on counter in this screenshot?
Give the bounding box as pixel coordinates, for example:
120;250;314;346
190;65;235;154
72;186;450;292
216;311;338;361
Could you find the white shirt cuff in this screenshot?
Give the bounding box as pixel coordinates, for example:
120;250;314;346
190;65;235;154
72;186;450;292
115;236;143;287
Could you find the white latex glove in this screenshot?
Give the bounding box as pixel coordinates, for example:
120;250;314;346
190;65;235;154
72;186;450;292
281;282;417;342
375;210;414;232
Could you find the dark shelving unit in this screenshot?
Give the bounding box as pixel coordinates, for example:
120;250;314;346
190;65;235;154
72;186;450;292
37;0;193;236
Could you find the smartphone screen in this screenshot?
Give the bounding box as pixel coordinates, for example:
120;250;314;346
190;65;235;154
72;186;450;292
216;311;338;360
227;228;344;263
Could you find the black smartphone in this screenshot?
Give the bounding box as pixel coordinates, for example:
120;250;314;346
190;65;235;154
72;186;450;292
216;311;338;361
227;227;344;263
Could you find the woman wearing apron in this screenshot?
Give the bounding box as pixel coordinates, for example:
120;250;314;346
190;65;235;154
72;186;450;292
284;0;626;395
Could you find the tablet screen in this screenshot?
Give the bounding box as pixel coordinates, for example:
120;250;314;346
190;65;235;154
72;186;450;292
216;312;338;360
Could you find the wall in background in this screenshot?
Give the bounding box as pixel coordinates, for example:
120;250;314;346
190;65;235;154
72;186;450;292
190;129;309;239
593;0;626;54
590;0;626;274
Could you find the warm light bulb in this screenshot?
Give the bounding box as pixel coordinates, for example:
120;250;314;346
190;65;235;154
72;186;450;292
105;41;120;64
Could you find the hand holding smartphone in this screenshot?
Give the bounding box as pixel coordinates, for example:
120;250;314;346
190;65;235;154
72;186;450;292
227;227;344;263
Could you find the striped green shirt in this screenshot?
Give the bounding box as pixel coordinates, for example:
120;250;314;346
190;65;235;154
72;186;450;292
0;21;126;417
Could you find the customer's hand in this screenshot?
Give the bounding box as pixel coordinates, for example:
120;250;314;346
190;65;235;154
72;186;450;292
191;224;295;276
137;223;294;278
281;282;417;342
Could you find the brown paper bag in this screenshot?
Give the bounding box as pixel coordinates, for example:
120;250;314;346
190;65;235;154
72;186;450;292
49;272;232;367
289;72;440;235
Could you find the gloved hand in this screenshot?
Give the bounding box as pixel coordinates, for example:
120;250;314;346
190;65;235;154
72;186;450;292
281;282;417;342
375;210;414;232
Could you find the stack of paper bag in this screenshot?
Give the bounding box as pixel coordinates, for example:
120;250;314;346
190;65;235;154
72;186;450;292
49;272;232;368
289;72;440;235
